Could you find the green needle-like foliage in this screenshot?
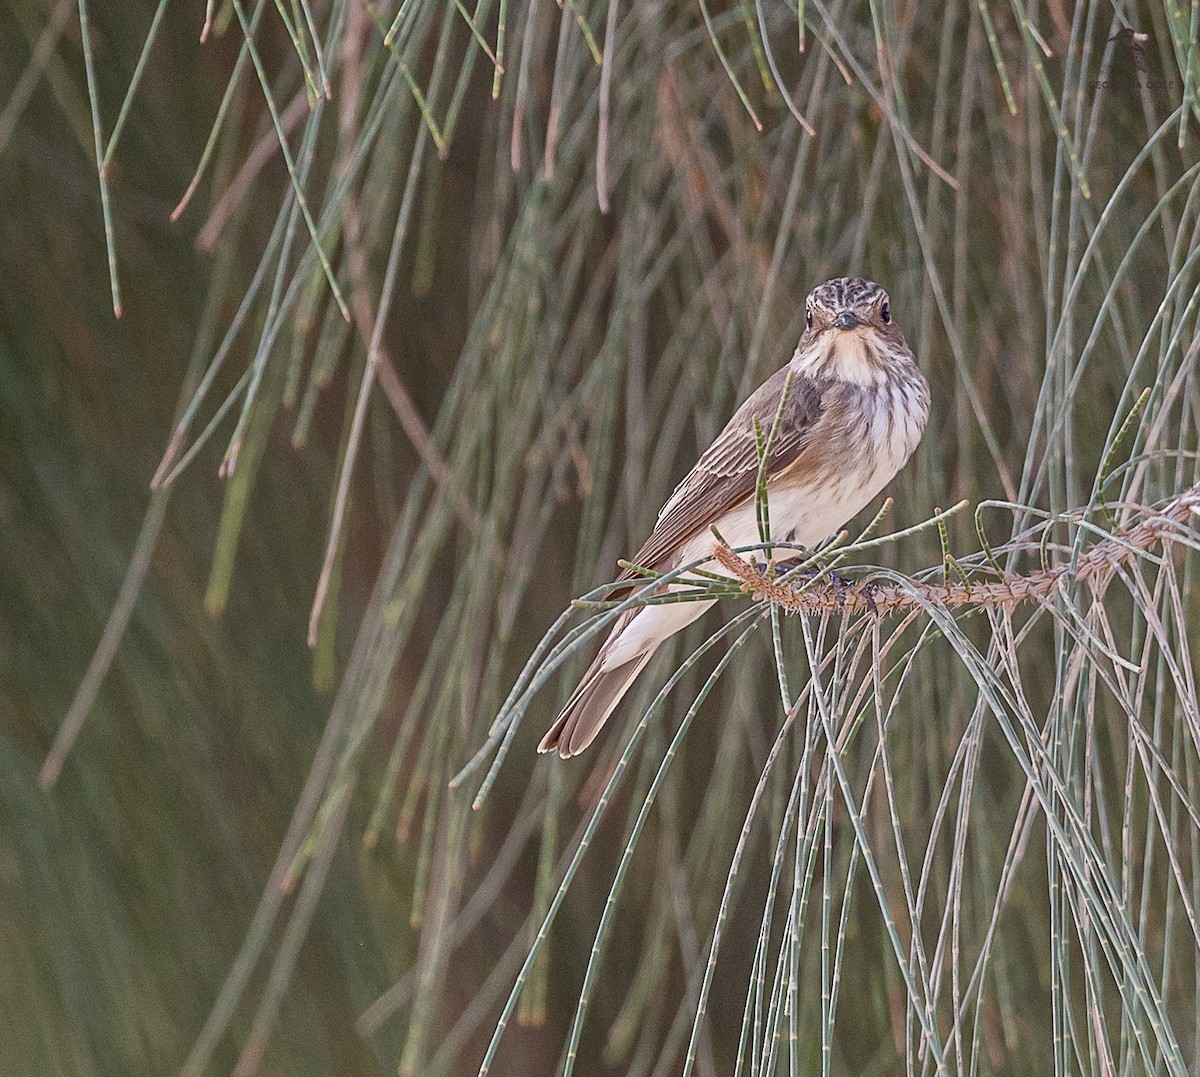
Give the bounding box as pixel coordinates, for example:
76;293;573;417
3;0;1200;1074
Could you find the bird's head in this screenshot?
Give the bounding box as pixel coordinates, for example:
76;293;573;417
794;276;910;385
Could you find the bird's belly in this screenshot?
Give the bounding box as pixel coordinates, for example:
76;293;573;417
671;374;927;578
676;465;897;573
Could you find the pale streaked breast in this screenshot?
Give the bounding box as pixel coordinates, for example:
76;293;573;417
676;370;928;573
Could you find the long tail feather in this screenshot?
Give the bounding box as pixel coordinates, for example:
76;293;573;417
538;648;652;757
540;596;714;756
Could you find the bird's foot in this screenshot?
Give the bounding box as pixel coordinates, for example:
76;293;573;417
855;580;880;616
760;559;880;614
827;570;853;607
826;574;882;614
821;573;883;614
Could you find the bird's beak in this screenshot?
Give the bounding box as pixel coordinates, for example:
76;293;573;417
834;310;863;330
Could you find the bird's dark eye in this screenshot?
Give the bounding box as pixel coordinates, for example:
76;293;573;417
880;301;890;324
805;308;813;329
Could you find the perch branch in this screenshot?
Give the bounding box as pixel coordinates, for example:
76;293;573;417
712;482;1200;614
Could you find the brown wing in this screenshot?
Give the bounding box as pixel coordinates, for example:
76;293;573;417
622;367;825;578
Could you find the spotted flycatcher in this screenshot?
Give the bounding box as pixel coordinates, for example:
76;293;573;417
539;276;930;757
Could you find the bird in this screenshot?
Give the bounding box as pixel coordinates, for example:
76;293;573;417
538;276;930;758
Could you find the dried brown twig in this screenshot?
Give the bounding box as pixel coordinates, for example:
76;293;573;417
713;481;1200;614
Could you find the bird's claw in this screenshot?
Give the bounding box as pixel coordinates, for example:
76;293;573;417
762;558;881;615
823;571;846;605
831;575;881;615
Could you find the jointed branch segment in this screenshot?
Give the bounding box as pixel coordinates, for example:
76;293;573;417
713;483;1200;614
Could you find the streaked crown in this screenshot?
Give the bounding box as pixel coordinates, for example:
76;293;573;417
793;275;916;386
805;276;891;332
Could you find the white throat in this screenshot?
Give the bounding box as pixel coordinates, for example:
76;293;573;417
790;329;889;386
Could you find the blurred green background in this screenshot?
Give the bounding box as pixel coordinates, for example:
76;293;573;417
3;0;1200;1074
0;3;407;1071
